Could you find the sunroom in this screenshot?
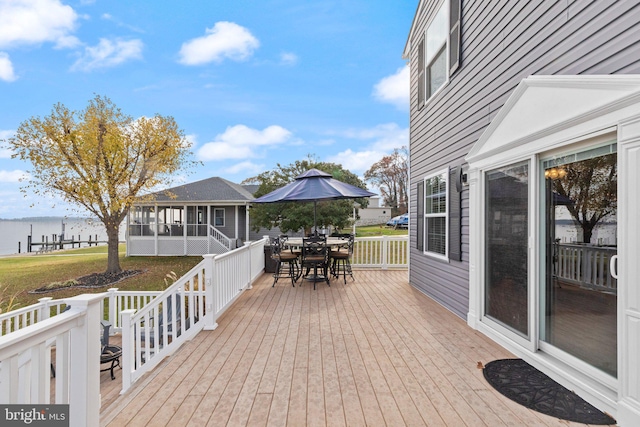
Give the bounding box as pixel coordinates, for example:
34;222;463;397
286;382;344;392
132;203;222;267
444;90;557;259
126;177;255;256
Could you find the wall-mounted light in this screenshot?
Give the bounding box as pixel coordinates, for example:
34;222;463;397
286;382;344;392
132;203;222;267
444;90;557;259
544;167;567;180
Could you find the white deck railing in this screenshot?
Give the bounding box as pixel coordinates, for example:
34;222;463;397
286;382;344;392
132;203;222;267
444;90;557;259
0;238;268;424
352;235;409;268
119;237;267;392
0;234;408;424
0;294;103;427
0;297;68;337
555;243;617;293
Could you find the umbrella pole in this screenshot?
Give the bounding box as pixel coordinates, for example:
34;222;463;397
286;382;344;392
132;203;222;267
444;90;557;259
313;201;317;236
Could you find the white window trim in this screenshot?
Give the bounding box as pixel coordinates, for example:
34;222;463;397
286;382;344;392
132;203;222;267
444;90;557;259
214;208;225;227
423;0;450;106
423;168;449;260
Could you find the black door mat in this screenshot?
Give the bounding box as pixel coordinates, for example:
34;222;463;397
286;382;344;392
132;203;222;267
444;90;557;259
482;359;616;425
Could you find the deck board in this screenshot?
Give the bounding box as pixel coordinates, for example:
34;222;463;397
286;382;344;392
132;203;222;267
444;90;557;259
101;270;613;427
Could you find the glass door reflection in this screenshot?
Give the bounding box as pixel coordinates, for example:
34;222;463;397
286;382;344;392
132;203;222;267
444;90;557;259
542;145;617;377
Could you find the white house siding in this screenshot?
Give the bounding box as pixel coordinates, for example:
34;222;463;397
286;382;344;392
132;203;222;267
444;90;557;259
407;0;640;319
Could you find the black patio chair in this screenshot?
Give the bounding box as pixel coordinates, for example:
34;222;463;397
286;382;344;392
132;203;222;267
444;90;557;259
301;236;330;290
270;236;299;287
330;234;355;284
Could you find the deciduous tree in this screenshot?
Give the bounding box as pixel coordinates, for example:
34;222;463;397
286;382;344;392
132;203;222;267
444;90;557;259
8;95;196;273
243;157;369;234
551;153;617;244
364;147;408;215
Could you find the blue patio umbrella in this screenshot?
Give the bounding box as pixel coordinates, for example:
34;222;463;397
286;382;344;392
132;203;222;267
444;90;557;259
251;168;376;232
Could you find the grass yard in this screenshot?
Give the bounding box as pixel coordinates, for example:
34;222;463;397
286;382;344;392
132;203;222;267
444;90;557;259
349;223;409;238
0;244;202;310
0;224;407;311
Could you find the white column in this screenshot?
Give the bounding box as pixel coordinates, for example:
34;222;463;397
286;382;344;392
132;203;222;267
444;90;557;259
246;204;251;241
202;254;218;330
65;293;104;427
616;116;640;426
466;167;480;329
235;205;239;240
120;309;136;394
107;288;118;328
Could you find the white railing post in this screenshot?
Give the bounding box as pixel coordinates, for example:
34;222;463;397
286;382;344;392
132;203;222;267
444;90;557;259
107;288;118;326
202;254;218;330
37;297;53;321
120;309;136;394
382;235;389;270
65;293;103;427
246;244;253;290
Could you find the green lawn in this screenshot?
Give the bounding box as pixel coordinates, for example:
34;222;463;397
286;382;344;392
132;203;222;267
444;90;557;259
0;244;202;310
0;224;408;311
350;224;408;238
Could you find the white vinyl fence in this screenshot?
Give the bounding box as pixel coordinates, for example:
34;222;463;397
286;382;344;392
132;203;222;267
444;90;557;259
352;235;408;268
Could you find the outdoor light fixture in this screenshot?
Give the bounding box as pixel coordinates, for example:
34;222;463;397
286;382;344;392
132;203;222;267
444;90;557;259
544;167;567;180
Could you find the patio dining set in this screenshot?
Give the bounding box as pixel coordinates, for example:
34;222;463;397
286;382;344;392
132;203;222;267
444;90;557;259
269;234;355;289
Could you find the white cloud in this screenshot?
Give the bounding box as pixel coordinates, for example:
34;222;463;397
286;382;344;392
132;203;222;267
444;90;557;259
220;161;265;175
337;123;408;151
280;52;298;66
373;65;409;110
71;38;143;71
101;12;144;34
0;53;16;81
0;170;29;182
178;21;259;66
325;123;408;173
184;133;198;149
197;124;292;161
0;0;79;49
326;149;385;172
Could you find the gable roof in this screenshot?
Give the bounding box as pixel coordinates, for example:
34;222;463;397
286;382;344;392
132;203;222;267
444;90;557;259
466;75;640;164
403;0;428;59
145;177;256;203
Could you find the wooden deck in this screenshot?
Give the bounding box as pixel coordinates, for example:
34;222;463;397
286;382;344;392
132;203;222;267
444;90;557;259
99;270;610;427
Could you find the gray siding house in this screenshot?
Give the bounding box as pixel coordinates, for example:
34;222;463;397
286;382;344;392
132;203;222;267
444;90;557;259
126;177;281;256
404;1;640;425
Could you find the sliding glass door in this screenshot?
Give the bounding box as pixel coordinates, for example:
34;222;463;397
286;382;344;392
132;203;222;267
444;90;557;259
541;144;617;377
485;162;529;337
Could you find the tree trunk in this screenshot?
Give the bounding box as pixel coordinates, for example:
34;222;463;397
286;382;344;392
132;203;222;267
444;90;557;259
105;225;122;274
582;226;593;245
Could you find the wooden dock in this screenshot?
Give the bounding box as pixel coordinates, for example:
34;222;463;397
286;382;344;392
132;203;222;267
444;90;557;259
25;234;106;253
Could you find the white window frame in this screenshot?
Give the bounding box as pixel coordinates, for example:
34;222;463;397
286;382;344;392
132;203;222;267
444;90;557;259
214;208;225;227
423;169;449;260
423;0;450;104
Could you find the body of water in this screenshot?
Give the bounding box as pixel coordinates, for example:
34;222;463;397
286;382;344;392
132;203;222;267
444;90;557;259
0;217;125;256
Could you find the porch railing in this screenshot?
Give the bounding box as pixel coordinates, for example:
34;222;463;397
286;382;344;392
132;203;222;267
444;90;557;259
209;225;233;251
555;243;617;293
352;235;408;268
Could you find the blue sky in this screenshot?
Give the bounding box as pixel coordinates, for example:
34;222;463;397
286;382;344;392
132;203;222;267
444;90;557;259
0;0;415;218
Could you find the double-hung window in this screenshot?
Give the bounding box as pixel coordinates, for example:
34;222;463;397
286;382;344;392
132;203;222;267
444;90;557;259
426;3;448;99
417;0;461;108
214;208;225;227
424;170;448;258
